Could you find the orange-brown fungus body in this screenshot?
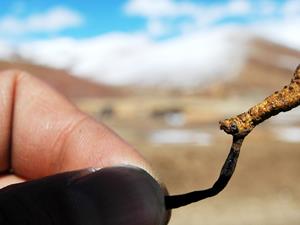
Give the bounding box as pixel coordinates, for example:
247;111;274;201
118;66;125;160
220;65;300;137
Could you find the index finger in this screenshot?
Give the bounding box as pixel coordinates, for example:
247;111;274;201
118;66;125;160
0;70;150;179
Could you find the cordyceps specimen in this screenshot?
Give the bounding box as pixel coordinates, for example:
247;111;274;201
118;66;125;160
0;65;300;225
166;64;300;209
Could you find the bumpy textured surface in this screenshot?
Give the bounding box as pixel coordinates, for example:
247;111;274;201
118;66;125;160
220;65;300;137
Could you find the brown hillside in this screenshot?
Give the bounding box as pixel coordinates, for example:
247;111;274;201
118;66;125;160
202;38;300;97
0;60;127;99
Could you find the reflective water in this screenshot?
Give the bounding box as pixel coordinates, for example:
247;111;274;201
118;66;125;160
149;129;212;145
270;107;300;125
272;126;300;143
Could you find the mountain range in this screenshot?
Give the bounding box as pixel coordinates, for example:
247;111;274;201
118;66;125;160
0;35;299;98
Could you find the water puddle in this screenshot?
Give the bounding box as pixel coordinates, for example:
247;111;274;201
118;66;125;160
270;107;300;125
272;126;300;143
149;129;212;145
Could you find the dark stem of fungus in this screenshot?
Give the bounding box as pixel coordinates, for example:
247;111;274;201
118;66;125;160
165;136;244;209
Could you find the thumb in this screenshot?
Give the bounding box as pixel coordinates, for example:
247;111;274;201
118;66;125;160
0;70;152;179
0;167;170;225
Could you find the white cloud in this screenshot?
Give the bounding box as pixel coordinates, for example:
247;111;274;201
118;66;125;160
124;0;255;36
283;0;300;16
0;6;83;34
259;0;277;15
227;0;252;14
17;37;80;68
124;0;201;35
123;0;300;53
0;40;15;59
9;14;300;88
12;26;247;86
124;0;186;18
253;17;300;50
147;18;169;37
249;0;300;50
1;1;300;88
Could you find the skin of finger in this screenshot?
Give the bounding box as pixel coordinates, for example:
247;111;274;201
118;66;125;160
0;74;15;171
0;70;152;180
0;174;24;188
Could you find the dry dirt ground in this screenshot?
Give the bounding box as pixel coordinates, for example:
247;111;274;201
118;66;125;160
142;135;300;225
77;97;300;225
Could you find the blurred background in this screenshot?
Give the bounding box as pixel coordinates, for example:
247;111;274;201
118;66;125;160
1;0;300;224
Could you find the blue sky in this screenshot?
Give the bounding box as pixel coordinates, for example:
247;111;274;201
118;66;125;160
0;0;293;41
0;0;299;86
0;0;145;39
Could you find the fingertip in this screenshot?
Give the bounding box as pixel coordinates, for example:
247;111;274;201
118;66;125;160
0;69;153;181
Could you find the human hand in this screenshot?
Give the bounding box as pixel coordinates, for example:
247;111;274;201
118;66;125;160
0;70;151;188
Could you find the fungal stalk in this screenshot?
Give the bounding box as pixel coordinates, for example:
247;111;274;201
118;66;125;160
165;64;300;210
